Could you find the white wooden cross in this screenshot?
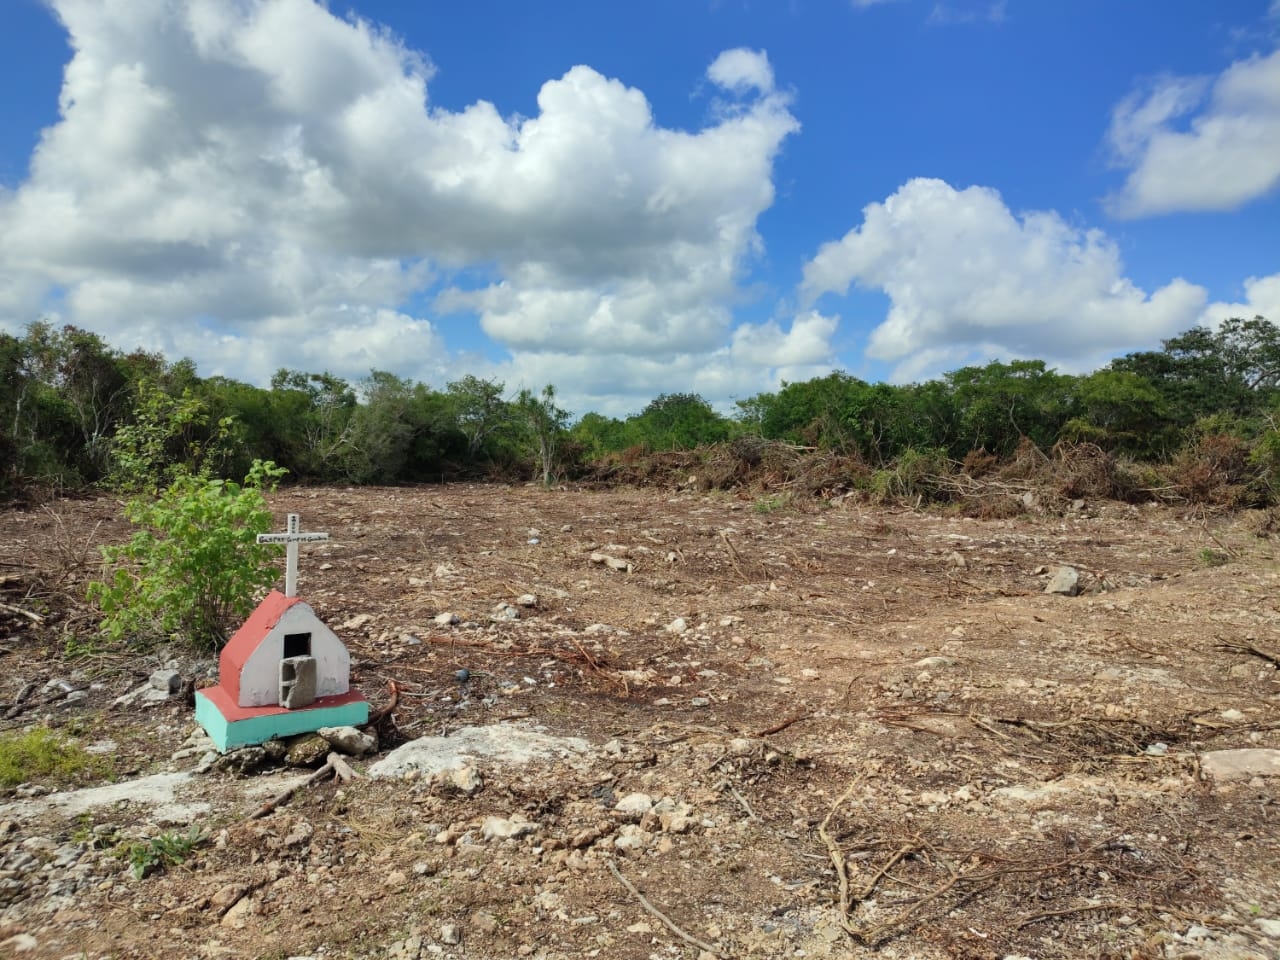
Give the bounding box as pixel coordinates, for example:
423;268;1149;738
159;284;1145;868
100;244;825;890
257;513;330;597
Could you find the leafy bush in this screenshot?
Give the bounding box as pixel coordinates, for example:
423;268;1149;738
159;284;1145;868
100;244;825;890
88;460;286;648
107;380;237;493
0;727;99;788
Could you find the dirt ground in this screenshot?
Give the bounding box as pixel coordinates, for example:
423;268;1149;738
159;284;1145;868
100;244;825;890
0;483;1278;960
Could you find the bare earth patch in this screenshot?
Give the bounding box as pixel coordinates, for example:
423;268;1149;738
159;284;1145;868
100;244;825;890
1;484;1278;959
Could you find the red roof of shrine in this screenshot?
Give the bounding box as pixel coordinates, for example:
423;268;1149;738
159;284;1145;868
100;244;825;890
218;590;305;706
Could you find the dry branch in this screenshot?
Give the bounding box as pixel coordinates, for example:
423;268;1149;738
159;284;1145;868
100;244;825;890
1216;637;1280;669
754;711;810;737
0;601;43;623
244;752;357;821
3;679;41;720
606;859;724;957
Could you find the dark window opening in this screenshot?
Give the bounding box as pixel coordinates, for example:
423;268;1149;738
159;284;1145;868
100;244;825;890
283;632;312;659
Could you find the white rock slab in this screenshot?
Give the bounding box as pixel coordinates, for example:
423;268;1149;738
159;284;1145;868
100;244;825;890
1200;748;1280;781
367;724;591;780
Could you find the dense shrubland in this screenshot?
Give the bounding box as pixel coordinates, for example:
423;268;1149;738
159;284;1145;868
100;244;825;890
4;316;1279;509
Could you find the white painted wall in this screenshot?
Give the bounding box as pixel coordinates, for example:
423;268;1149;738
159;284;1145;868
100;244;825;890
237;605;351;707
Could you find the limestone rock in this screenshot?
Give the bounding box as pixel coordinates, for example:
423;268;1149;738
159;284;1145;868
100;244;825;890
284;733;330;767
481;815;536;841
438;764;483;797
149;669;182;694
1200;748;1280;781
318;725;376;757
1044;566;1079;596
613;824;649;852
614;792;654;819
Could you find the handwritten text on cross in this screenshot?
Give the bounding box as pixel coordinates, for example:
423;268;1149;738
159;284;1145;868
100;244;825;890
257;513;330;597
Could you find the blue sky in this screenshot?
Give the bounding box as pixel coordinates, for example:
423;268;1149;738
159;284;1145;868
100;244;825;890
1;0;1278;416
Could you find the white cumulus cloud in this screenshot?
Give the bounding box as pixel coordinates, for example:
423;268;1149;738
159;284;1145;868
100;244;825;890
0;0;810;414
1106;48;1280;216
706;48;775;95
1200;273;1280;329
801;178;1207;381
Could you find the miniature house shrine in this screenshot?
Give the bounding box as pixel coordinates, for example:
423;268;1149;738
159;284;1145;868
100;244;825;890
195;514;368;751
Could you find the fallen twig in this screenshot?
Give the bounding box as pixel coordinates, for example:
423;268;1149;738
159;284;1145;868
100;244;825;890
606;859;723;958
816;776;865;929
0;601;43;624
244;752;353;821
3;680;41;720
727;783;758;821
1016;900;1140;929
1216;637;1280;669
754;711;810;737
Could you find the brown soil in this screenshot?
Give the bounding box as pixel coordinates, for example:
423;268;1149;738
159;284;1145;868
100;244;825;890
1;484;1278;959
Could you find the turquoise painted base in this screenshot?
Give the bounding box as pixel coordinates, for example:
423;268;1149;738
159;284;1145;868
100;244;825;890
195;691;369;752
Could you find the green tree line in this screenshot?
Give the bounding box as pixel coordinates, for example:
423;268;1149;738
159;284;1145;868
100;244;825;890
4;315;1280;500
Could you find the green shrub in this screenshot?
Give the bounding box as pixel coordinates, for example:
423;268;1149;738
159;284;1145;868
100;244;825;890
123;826;206;879
0;727;98;788
87;460;286;648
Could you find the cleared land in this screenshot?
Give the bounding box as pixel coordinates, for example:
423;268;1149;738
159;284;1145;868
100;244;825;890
1;484;1278;959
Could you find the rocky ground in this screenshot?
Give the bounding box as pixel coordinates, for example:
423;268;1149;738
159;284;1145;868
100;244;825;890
0;483;1278;959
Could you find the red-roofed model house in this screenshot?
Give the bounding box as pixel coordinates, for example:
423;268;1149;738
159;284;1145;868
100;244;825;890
194;515;368;751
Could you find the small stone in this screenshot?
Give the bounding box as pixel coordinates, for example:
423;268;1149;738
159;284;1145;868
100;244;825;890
440;764;483;797
947;551;967;569
221;895;256;928
481;816;536;841
689;697;711;708
318;726;376;757
210;883;249;910
1220;708;1245;722
516;594;538;608
434;612;459;627
614;793;654;818
613;824;649;852
1044;566;1079;596
666;617;688;634
606;557;633;573
440;924;461;945
914;656;956;669
1256;918;1280;937
284;733;331;767
491;603;520;621
0;934;38;953
282;821;313;847
215;745;269;774
659;803;696;834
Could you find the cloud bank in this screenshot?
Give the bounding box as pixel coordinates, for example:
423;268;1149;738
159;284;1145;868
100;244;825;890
0;1;822;414
1107;47;1280;217
802;178;1208;382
